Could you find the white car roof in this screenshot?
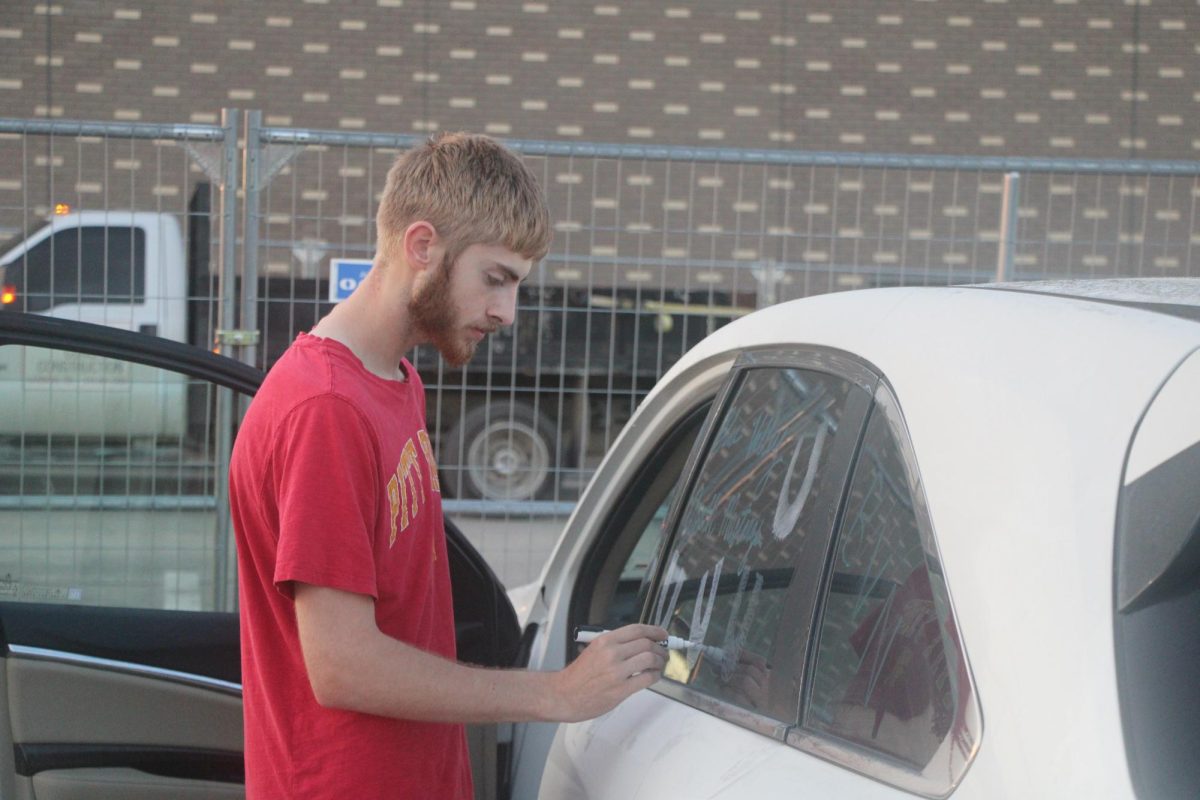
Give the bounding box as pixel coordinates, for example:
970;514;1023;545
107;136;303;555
980;276;1200;309
667;280;1200;400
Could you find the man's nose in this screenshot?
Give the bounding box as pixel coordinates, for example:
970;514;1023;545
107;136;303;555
488;285;518;328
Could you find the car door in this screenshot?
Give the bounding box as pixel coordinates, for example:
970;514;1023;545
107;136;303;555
0;311;522;800
536;346;981;799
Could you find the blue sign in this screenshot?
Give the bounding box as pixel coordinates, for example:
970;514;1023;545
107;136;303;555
328;258;373;302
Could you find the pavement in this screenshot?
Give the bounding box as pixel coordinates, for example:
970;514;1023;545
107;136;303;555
447;512;569;589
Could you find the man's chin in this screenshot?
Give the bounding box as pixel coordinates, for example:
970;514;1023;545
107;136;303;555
435;339;477;368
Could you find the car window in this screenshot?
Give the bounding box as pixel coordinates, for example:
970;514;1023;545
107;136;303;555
0;343;230;611
5;227;145;312
649;367;861;721
803;387;978;780
602;474;684;629
571;402;709;635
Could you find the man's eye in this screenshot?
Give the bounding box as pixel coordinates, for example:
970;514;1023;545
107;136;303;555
486;274;505;287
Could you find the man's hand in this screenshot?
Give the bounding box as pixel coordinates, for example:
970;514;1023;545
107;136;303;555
546;624;668;722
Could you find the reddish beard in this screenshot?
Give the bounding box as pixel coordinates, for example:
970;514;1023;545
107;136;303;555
409;256;478;367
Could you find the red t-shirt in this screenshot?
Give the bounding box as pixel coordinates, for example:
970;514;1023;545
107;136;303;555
230;333;472;799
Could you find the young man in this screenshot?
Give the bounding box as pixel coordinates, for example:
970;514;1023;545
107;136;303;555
229;133;668;799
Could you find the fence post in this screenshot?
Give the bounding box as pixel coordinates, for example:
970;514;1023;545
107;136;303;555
217;109;241;349
240;109;263;369
213;107;241;612
996;171;1021;282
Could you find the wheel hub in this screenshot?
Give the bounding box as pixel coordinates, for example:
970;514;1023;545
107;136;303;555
466;418;551;500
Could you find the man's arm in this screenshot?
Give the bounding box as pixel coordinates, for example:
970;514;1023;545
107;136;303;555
294;583;668;724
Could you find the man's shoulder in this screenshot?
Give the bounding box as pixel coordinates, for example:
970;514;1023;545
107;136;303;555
262;337;334;398
241;338;348;432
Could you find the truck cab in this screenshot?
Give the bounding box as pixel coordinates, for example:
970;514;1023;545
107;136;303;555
1;210;188;341
0;211;191;443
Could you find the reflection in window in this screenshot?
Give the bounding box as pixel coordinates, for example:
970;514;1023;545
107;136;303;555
0;345;228;611
805;394;975;771
596;423;700;632
603;481;680;630
571;402;710;638
651;368;854;719
4;227;145;313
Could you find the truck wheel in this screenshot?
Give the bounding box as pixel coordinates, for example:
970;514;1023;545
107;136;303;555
442;400;556;501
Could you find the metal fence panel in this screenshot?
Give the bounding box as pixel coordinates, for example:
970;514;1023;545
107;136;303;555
0;115;243;611
2;111;1199;594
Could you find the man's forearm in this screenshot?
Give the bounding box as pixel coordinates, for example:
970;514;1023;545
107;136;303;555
306;627;559;722
295;582;666;724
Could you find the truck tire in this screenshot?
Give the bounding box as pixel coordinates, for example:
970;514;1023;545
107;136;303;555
441;400;557;501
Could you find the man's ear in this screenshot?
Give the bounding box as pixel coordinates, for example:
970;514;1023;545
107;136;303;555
403;221;442;274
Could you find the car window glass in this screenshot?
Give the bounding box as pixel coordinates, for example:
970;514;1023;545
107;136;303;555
6;227;145;312
804;390;976;772
650;367;856;719
601;477;684;630
0;344;230;611
577;404;708;634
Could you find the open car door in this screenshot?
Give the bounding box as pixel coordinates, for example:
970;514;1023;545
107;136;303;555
0;312;523;800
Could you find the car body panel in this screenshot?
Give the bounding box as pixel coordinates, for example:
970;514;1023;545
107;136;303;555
532;282;1200;799
1124;346;1200;484
541;690;906;800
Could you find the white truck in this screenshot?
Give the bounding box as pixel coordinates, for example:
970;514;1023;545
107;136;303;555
1;191;741;500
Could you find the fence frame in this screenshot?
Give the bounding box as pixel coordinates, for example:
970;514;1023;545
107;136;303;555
3;109;1200;531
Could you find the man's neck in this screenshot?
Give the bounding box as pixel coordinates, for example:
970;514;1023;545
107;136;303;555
310;266;417;382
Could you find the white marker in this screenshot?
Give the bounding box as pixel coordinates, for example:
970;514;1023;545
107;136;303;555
573;626;696;650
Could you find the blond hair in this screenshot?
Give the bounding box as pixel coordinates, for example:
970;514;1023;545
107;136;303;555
376;132;552;269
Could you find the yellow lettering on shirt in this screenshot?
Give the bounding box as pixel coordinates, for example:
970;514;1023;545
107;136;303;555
399;439;422;528
387;474;401;547
417;429;441;494
386;431;437;548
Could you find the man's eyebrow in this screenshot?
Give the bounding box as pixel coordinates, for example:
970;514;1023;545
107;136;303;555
493;263;526;284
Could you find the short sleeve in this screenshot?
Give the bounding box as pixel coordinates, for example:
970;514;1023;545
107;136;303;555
273;394;381;599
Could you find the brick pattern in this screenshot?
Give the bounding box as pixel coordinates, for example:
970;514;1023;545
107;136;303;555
2;0;1197;157
0;2;1196;284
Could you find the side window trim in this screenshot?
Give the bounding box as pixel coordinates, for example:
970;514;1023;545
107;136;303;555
788;383;983;799
651;678;793;742
735;346;880;394
639;345;879;731
768;383;873;719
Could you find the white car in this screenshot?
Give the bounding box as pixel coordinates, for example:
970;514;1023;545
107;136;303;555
2;279;1197;800
512;279;1200;800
